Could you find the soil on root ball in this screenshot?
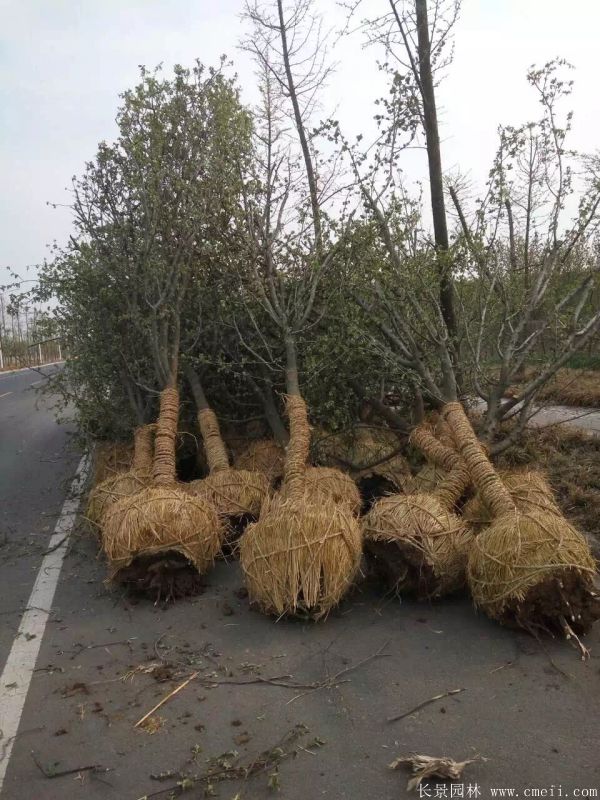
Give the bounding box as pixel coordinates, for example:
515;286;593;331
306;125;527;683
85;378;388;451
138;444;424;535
364;538;444;601
498;570;600;637
222;513;257;558
115;551;205;605
357;475;400;514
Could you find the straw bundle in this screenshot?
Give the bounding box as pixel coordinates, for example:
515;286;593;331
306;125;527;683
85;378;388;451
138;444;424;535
443;402;599;640
241;492;362;617
233;439;285;485
279;465;361;515
463;469;560;529
240;394;362;618
363;425;474;599
364;491;474;598
87;424;155;528
93;440;134;485
412;463;447;492
187;408;270;521
103;388;224;600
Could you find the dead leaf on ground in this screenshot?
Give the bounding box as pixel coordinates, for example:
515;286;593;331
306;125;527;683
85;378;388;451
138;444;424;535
138;715;166;735
389;753;482;791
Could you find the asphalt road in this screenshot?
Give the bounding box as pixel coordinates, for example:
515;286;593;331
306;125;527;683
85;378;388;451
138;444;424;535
0;372;599;799
0;365;80;678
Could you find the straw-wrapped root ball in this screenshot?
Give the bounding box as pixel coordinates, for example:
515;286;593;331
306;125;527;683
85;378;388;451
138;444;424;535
102;388;225;603
103;485;224;602
87;425;155;529
442;401;600;650
278;465;362;515
363;491;475;600
239;493;363;618
92;440;134;485
463;469;560;530
187;408;271;542
188;468;270;530
88;471;150;530
467;510;600;636
233;439;286;485
412;463;447;492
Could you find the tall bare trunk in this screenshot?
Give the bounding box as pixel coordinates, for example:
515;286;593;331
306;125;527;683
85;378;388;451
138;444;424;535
415;0;459;373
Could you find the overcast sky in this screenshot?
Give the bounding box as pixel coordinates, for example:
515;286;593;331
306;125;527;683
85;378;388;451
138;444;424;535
1;0;600;288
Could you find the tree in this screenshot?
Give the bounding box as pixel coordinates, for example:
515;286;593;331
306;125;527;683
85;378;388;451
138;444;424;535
34;62;252;439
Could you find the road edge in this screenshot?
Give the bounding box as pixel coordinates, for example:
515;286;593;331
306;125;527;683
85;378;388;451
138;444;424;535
0;453;90;793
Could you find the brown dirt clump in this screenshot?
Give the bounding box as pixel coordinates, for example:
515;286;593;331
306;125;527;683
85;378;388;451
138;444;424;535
363;492;474;599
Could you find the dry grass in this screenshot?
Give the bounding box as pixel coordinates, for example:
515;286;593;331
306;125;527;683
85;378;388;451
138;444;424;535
102;485;225;579
508;367;600;407
313;425;411;490
87;424;155;528
363;493;474;599
239;492;362;618
411;463;447;492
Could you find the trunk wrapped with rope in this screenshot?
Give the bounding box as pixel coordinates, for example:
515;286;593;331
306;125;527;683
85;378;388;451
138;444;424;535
442;402;599;648
187;406;270;529
102;388;224;602
87;424;156;529
240;394;362;618
463;469;561;530
363;423;474;600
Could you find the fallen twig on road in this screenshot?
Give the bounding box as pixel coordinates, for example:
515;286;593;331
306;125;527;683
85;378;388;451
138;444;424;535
31;752;107;779
387;688;465;723
136;724;316;800
134;671;199;728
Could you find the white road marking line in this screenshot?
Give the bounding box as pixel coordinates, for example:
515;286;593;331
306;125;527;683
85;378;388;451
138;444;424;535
29;380;44;387
0;454;90;792
0;392;12;399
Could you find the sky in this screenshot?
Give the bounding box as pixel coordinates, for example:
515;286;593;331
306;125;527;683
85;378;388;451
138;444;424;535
1;0;600;288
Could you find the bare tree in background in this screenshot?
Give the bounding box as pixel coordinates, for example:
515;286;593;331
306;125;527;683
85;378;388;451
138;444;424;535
235;0;349;417
345;0;462;373
449;60;600;449
340;6;600;452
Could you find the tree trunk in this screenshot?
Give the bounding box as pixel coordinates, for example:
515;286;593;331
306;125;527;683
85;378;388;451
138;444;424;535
277;0;323;253
415;0;459;370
